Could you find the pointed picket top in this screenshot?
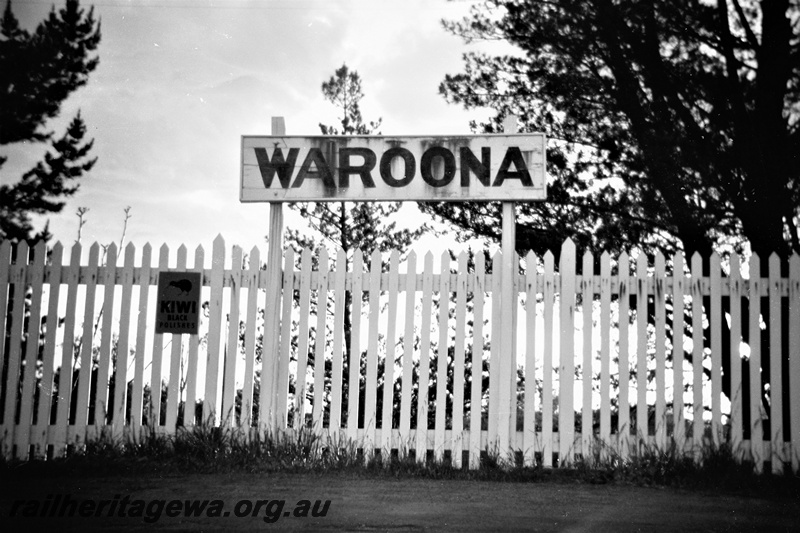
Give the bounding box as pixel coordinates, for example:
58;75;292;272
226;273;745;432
50;241;63;264
177;243;188;260
335;247;346;275
768;252;781;276
158;242;170;268
654;249;665;268
106;242;118;265
405;249;417;275
582;249;593;266
125;241;136;258
370;248;382;273
672;250;685;272
457;250;468;277
300;246;312;270
390;248;401;271
543;249;554;264
249;245;260;266
88;241;101;265
212;234;225;259
618;251;629;273
440;249;450;273
691;251;703;273
33;239;46;256
582;250;593;281
525;249;537;270
16;241;30;265
423;250;434;268
791;252;800;276
0;240;11;264
192;245;204;274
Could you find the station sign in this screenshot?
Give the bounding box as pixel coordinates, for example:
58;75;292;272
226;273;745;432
240;134;546;202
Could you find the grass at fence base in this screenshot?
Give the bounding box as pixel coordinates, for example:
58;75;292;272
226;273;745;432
2;425;798;498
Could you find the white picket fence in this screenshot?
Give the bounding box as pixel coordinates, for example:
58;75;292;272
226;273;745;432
1;236;799;473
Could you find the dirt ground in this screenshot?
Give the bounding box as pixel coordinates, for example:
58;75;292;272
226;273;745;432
2;470;798;532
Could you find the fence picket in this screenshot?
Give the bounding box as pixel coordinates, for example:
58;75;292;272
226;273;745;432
18;242;45;457
434;251;450;461
559;239;576;465
364;248;382;455
72;243;100;447
768;253;784;473
130;244;152;431
636;250;648;446
710;253;722;446
542;251;555;467
654;252;666;449
691;253;704;452
220;245;242;427
728;253;743;458
149;244;170;430
294;248;313;430
112;243;136;436
488;252;502;453
184;245;204;427
204;235;226;425
451;252;468;468
581;251;593;459
240;246;260;429
276;248;295;430
470;253;486;468
0;241;10;434
346;250;363;443
94;243;118;430
36;243;63;453
165;246;187;430
398;251;417;448
617;252;630;456
524;251;538;466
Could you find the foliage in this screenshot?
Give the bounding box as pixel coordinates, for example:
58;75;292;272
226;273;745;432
0;0;101;242
429;0;800;259
4;426;799;498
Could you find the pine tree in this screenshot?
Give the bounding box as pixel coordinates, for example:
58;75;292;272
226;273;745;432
0;0;101;242
285;64;427;428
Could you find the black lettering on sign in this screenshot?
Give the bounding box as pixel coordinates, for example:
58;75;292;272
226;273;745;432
293;148;336;188
338;147;376;188
421;146;456;188
493;147;533;186
253;147;298;188
460;147;491;186
379;147;415;187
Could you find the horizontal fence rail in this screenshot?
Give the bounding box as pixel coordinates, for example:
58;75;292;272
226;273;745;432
1;237;799;473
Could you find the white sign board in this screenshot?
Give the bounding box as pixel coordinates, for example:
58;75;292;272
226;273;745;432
240;134;546;202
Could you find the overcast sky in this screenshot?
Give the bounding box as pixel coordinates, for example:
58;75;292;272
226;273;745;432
7;0;497;254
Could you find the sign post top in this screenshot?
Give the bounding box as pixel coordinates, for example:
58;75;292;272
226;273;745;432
240;133;546;203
